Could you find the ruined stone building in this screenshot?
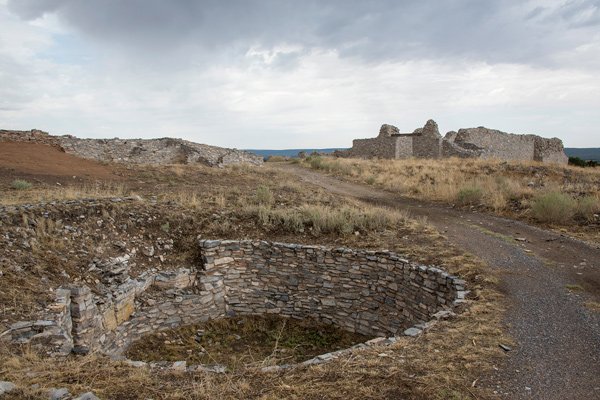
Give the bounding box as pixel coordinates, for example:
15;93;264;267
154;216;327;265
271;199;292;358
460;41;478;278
340;119;568;165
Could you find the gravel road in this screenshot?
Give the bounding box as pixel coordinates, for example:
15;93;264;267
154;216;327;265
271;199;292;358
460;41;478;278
276;163;600;400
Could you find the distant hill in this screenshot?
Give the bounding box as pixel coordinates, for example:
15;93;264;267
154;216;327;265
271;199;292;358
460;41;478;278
243;148;347;158
564;148;600;162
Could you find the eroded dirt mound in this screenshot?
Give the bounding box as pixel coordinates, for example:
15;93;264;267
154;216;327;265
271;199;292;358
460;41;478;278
0;141;125;180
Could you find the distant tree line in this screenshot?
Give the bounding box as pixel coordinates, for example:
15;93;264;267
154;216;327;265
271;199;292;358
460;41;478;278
568;157;598;168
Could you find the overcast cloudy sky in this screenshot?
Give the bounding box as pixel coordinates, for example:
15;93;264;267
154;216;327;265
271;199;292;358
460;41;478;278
1;0;599;149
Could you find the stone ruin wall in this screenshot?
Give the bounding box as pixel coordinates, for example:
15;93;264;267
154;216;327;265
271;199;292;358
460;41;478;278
340;120;568;165
0;129;63;149
0;129;264;167
534;136;569;164
343;125;399;159
59;137;263;167
345;137;397;159
395;136;413;159
5;239;465;358
412;136;442;159
453;128;536;162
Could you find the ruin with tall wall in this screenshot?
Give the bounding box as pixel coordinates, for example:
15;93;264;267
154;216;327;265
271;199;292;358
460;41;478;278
339;119;568;165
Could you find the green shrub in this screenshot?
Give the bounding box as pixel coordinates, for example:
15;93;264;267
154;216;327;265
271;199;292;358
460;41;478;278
11;179;32;191
456;186;483;206
366;176;377;185
308;156;325;170
575;196;600;221
569;157;598;168
531;191;575;224
569;157;587;168
253;185;273;206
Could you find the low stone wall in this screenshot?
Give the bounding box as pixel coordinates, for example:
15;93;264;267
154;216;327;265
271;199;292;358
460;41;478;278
4;240;465;358
59;137;263;167
345;137;397;159
0;129;63;149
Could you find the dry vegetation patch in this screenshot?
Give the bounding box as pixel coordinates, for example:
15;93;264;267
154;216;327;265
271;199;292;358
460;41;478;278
301;156;600;245
126;315;373;369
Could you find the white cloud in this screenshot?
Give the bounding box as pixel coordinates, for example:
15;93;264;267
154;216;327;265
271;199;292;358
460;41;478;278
0;1;599;149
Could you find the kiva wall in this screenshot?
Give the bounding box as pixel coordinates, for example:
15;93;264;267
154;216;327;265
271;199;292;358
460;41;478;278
202;240;463;336
6;240;465;357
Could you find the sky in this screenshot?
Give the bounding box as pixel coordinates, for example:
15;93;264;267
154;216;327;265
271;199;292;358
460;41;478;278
1;0;599;149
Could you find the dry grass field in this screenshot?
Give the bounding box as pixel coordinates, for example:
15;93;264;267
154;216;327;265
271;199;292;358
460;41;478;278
301;156;600;245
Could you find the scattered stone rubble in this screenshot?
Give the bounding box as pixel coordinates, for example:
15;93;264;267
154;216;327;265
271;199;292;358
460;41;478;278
0;381;101;400
338;119;568;164
0;129;263;167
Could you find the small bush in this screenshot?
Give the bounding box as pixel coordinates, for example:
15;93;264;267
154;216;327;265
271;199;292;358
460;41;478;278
575;196;600;221
456;186;483;206
531;191;575;224
253;185;273;206
308;156;325;170
11;179;32;191
266;156;286;162
366;176;377;185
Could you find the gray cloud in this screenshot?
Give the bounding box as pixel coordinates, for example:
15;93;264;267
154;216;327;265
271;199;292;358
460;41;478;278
7;0;600;70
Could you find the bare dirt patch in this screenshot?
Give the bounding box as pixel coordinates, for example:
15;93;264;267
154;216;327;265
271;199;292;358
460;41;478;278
0;141;127;180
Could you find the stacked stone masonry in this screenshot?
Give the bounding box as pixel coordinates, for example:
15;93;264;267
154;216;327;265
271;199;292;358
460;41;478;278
0;129;263;167
340;119;568;164
5;239;465;358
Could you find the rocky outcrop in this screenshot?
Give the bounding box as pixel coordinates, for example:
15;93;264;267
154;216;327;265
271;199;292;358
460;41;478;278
0;130;263;167
339;120;568;165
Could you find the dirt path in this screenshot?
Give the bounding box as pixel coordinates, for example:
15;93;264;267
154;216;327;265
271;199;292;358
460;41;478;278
275;163;600;400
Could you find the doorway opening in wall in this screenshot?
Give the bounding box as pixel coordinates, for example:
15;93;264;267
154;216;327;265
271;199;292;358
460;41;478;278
125;314;374;370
